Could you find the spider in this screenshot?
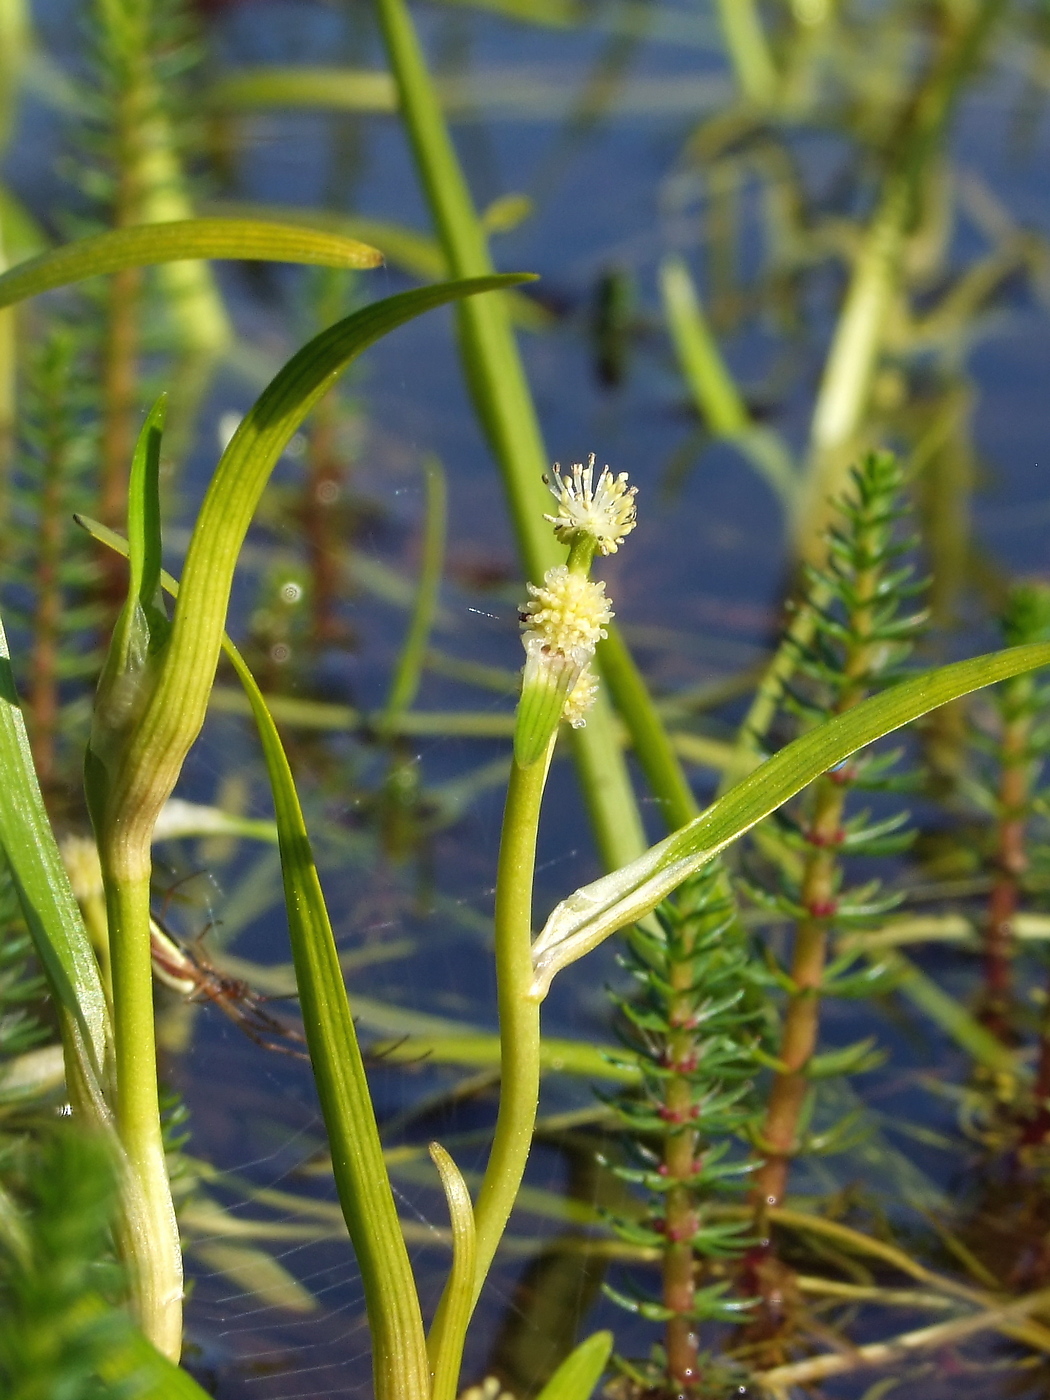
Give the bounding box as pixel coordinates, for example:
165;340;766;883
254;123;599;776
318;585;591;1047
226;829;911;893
149;918;309;1060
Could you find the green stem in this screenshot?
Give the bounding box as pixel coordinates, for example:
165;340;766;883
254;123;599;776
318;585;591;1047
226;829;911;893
373;0;652;865
473;744;551;1288
102;865;182;1360
429;741;551;1361
714;0;777;105
659;254;749;438
598;626;697;829
793;183;906;563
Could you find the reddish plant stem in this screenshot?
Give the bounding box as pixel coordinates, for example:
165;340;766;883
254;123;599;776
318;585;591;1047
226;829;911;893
27;408;65;796
752;783;845;1214
661;918;703;1391
981;677;1031;1041
300;394;350;649
97;20;151;602
753;541;879;1217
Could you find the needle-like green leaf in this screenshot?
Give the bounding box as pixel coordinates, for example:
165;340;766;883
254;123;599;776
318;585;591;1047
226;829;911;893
530;641;1050;998
0;217;384;310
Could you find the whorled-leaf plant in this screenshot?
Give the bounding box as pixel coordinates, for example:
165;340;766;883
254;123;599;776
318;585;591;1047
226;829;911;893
601;862;762;1399
745;451;926;1219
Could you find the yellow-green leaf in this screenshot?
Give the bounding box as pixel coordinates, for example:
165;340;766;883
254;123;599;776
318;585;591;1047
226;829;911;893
531;641;1050;998
0;217;383;310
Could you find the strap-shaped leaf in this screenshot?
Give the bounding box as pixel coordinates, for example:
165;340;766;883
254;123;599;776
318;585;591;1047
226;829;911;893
530;640;1050;998
0;217;383;310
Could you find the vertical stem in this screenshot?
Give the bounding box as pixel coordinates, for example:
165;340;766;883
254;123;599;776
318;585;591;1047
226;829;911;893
381;454;446;730
471;744;550;1292
982;675;1032;1038
714;0;778;106
661;917;703;1390
101;862;182;1359
27;401;64;795
598;624;697;830
373;0;651;867
752;786;842;1212
429;742;551;1367
792;184;906;564
99;268;142;534
754;527;880;1211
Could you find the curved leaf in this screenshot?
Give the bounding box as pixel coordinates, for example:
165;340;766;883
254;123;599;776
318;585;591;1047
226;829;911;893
530;640;1050;998
427;1143;477;1400
80;515;431;1400
0;218;383;310
98;274;531;864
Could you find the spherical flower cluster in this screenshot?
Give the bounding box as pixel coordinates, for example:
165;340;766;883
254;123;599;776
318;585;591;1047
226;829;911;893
544;455;637;555
520;565;612;654
562;664;599;728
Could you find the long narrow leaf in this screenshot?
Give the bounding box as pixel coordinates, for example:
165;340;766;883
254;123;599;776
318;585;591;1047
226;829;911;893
102;275;530;865
531;641;1050;998
0;611;109;1087
0;217;383;310
79;516;430;1400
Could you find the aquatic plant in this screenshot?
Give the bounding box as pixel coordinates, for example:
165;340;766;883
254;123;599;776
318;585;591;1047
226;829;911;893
2;1;1050;1397
602;863;761;1398
748;451;926;1216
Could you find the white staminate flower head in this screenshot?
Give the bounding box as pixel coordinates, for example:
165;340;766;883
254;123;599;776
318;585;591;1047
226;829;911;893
543;454;637;555
562;664;599;728
521;565;612;654
515;567;611;764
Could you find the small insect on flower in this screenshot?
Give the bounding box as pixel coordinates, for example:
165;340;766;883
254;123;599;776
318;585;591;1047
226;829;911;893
544;453;637;555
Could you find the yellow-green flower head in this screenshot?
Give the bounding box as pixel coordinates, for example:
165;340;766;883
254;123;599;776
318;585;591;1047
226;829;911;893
562;663;599;728
521;565;612;654
543;454;637;555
